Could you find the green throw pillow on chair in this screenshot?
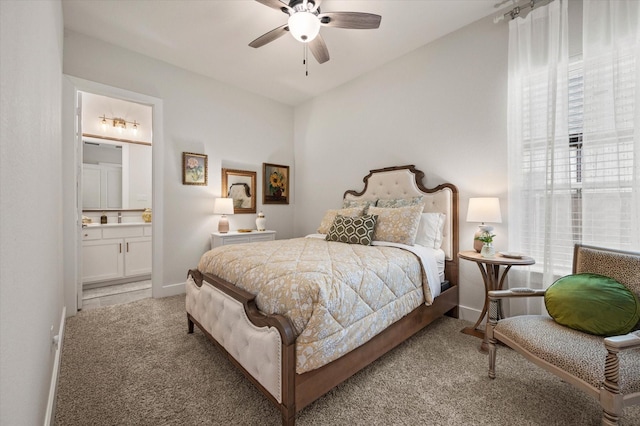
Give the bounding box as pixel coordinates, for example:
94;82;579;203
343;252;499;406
545;273;640;336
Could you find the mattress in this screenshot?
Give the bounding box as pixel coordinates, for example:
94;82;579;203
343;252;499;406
196;237;441;373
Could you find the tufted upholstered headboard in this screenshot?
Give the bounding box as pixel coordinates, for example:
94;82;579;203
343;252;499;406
343;165;459;285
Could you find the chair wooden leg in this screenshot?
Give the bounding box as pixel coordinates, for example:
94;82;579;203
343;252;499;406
601;410;620;426
488;340;497;379
600;344;623;425
487;298;498;379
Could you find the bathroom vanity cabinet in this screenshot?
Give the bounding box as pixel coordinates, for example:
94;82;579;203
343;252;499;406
82;223;151;284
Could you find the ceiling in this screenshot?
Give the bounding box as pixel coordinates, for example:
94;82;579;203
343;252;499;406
62;0;504;106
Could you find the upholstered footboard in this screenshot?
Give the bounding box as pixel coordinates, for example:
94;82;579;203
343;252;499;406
186;269;297;424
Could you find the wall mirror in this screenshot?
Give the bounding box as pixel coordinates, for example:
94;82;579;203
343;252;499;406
82;139;152;210
81;91;152;212
222;168;256;214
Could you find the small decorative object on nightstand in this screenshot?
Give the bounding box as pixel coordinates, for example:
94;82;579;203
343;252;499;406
256;211;266;231
213;198;234;233
467;197;502;252
476;232;496;258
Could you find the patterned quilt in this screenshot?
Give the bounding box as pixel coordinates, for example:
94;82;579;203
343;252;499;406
197;237;429;373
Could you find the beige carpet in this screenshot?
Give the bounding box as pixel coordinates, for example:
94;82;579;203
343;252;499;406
55;295;640;426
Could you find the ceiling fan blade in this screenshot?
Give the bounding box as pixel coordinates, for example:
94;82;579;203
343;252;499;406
319;12;382;29
249;24;289;48
308;34;330;64
255;0;291;14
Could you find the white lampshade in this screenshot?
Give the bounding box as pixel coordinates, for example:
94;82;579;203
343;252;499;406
213;198;234;215
466;197;502;224
214;198;234;233
288;12;321;42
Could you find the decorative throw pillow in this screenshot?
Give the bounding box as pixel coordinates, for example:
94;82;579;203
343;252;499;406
414;212;446;249
317;206;364;234
325;215;378;246
368;203;425;245
376;196;424;208
342;199;377;211
545;273;640;336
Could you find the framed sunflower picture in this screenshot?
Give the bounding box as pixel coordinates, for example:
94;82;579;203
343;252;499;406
182;152;208;185
263;163;289;204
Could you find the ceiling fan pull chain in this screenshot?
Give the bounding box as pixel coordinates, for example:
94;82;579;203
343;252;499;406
304;44;309;76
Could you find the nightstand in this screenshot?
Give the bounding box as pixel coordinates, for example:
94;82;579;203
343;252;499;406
458;250;535;351
210;230;276;249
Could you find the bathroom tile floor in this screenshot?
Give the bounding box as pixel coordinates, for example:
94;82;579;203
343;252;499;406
81;280;152;310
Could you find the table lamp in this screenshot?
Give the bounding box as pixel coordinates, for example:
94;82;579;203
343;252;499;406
213;198;234;233
466;197;502;252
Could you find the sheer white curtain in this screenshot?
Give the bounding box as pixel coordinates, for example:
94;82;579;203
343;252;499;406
507;0;570;291
581;0;640;250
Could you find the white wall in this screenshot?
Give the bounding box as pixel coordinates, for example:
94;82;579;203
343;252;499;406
293;15;509;320
0;1;65;424
63;31;295;295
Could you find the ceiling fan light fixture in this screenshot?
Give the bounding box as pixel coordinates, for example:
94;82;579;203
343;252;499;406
288;11;320;42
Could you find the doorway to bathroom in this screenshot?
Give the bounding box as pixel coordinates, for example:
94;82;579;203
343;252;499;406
78;91;153;310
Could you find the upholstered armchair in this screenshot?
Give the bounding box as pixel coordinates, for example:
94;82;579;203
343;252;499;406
486;244;640;425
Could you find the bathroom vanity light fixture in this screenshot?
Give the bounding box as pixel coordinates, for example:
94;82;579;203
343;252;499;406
99;115;140;135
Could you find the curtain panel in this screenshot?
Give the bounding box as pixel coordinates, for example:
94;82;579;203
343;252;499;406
581;0;640;250
507;0;570;291
507;0;639;312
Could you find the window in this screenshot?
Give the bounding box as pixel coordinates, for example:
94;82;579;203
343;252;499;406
518;54;637;273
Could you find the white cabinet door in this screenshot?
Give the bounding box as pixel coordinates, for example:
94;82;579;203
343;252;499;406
82;239;124;283
124;236;152;277
82;163;122;209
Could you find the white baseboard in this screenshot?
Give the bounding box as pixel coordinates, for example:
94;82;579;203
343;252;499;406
458;304;482;324
154;281;185;298
44;306;66;426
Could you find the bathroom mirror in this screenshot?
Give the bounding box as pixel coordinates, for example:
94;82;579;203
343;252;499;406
82;139;152;210
222;168;256;214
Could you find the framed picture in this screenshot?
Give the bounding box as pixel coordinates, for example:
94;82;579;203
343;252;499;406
182;152;208;185
263;163;289;205
222;168;257;214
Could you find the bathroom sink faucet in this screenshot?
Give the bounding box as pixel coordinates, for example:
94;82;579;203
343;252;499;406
118;212;122;223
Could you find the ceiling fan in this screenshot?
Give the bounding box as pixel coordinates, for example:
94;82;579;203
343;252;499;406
249;0;382;65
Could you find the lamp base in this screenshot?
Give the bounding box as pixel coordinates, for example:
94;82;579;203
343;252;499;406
473;224;494;252
218;216;229;233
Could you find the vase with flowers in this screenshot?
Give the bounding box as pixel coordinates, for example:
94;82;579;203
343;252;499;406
475;231;496;258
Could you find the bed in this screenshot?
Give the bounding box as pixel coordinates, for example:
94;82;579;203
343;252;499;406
185;165;459;425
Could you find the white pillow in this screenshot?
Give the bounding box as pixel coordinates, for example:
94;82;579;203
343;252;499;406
415;213;446;249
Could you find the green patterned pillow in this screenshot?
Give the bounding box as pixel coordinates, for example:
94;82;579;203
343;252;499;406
376;196;424;208
326;215;378;246
545;273;640;336
368;203;425;245
342;199;377;210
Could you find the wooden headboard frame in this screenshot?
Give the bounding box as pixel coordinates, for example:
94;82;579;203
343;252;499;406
343;165;459;286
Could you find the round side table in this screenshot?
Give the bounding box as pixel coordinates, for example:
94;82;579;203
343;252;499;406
458;250;535;351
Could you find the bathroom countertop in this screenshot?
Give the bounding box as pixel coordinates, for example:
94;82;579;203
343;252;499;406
83;222;151;228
